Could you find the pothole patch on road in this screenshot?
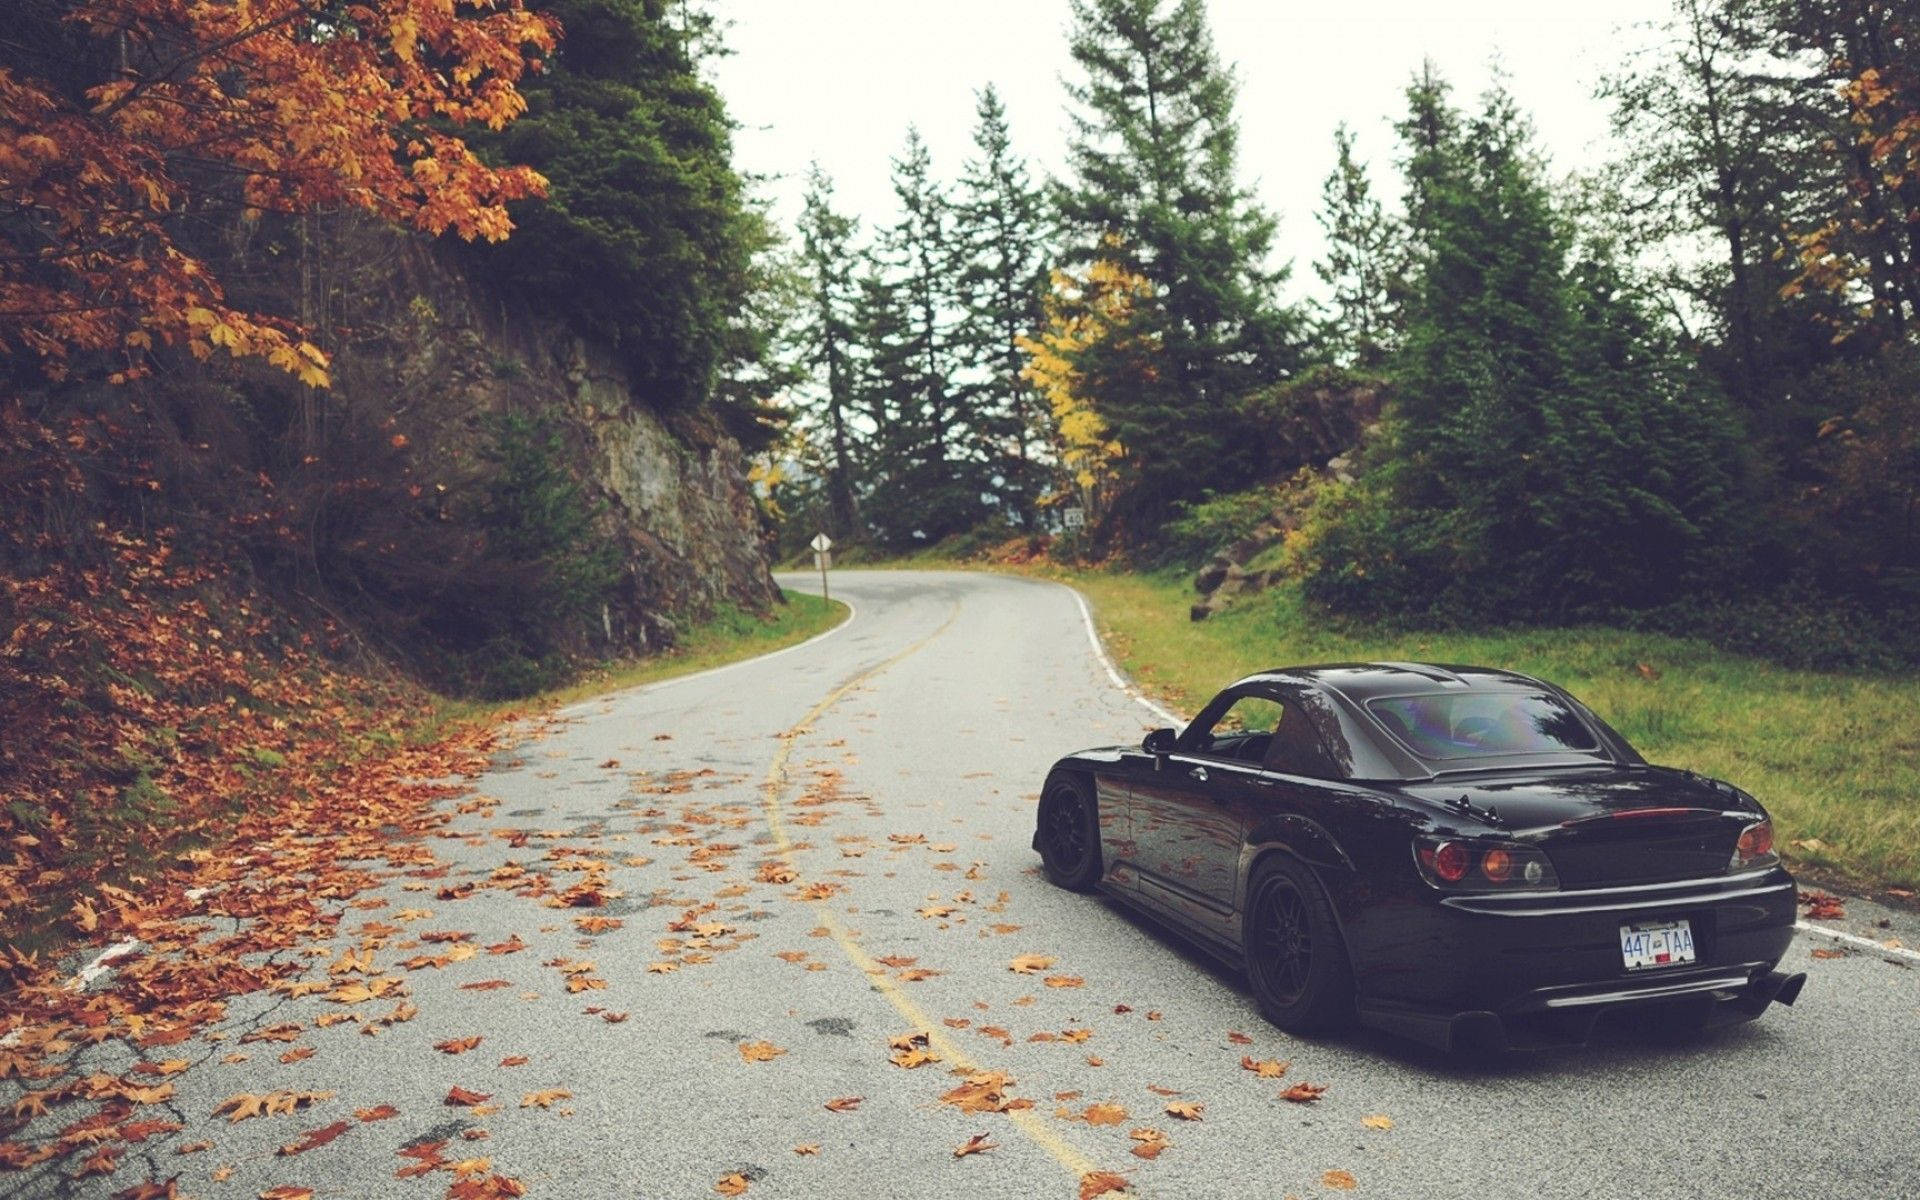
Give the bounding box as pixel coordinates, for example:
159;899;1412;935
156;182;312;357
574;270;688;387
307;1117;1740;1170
402;1119;476;1148
805;1017;855;1038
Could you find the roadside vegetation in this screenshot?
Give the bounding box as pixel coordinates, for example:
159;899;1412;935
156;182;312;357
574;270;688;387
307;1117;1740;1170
770;0;1919;678
1061;568;1920;896
452;589;847;719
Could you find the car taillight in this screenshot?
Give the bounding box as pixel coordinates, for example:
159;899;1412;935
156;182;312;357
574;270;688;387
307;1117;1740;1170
1414;837;1558;891
1481;847;1514;882
1732;819;1776;871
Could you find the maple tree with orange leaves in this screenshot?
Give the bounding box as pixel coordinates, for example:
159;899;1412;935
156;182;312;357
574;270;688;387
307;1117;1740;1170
0;0;555;385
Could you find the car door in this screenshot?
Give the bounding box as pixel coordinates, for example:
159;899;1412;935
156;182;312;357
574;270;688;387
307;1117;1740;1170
1131;689;1284;940
1227;688;1369;937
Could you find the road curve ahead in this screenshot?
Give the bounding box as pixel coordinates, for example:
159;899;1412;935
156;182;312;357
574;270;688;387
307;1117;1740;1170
11;570;1916;1200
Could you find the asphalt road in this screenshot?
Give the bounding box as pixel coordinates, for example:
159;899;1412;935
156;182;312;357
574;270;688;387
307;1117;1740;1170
9;569;1918;1200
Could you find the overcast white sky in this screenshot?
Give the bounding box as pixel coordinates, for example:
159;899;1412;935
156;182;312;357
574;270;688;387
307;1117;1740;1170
710;0;1675;303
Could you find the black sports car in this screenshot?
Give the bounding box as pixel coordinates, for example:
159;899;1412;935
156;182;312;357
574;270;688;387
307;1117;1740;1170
1033;662;1805;1051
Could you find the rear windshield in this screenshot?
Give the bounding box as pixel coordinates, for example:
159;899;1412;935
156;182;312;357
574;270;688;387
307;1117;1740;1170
1367;691;1598;761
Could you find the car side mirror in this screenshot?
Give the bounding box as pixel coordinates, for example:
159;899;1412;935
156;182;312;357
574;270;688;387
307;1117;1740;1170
1142;728;1177;757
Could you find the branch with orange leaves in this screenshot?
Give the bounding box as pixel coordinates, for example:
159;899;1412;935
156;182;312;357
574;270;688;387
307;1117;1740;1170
0;0;558;386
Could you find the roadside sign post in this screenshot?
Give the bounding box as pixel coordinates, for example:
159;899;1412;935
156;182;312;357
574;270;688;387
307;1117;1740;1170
810;532;833;603
1062;507;1086;530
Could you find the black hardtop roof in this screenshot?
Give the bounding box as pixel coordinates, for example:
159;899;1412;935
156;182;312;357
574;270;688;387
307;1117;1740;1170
1237;661;1550;703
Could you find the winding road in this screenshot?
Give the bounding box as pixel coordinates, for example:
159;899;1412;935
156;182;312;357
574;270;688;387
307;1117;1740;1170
11;570;1918;1199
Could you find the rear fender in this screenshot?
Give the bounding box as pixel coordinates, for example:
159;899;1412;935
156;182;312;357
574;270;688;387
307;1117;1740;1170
1245;813;1355;875
1237;816;1355;921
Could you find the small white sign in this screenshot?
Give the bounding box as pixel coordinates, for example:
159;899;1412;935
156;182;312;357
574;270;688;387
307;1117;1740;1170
1062;507;1086;529
810;532;833;553
813;550;832;571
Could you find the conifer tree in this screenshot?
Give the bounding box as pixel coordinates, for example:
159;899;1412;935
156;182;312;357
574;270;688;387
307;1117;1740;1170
952;85;1053;526
1057;0;1303;529
796;165;863;537
857;129;987;545
1312;123;1401;368
1305;71;1747;619
1600;0;1837;418
473;0;752;409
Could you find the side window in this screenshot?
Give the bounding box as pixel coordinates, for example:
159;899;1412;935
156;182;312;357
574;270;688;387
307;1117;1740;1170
1265;696;1341;779
1196;694;1284;764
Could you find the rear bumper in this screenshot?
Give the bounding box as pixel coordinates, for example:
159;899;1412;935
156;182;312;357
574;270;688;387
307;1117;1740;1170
1346;866;1802;1051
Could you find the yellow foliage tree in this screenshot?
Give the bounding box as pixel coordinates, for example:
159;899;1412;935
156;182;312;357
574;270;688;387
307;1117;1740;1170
1017;257;1157;527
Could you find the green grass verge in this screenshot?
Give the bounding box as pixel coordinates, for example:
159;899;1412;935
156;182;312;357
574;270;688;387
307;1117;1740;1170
436;589;848;722
1060;567;1920;895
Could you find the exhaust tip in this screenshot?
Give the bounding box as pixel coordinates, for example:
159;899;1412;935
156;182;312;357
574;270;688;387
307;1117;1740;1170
1770;970;1806;1008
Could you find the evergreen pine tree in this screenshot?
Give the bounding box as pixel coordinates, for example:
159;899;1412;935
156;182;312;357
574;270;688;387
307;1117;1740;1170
1312;123;1401;369
795;165;863;538
861;128;985;546
1305;71;1747;619
471;0;752;409
1057;0;1303;530
1599;0;1840;420
952;85;1053;526
849;248;925;547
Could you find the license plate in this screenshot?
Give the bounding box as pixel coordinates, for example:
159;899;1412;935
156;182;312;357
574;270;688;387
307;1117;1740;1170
1620;919;1695;970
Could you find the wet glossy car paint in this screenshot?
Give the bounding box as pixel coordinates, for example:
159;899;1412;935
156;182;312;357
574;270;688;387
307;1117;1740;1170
1038;662;1805;1050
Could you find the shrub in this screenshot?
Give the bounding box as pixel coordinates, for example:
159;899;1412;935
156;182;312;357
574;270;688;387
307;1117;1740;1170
1157;486;1290;568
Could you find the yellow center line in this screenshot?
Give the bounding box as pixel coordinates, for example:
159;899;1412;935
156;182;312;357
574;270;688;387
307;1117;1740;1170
757;603;1103;1183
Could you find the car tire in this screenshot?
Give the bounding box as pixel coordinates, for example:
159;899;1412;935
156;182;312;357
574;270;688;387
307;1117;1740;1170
1037;772;1102;892
1244;855;1355;1035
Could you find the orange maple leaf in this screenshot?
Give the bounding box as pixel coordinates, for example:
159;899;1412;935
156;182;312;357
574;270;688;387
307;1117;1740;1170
953;1133;997;1158
277;1120;351;1156
1129;1128;1170;1160
1079;1170;1130;1199
1240;1055;1290;1079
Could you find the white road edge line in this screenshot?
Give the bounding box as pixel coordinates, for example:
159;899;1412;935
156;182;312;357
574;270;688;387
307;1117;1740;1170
1060;581;1185;728
1793;921;1919;961
1057;580;1915;958
63;937;140;993
556;590;858;718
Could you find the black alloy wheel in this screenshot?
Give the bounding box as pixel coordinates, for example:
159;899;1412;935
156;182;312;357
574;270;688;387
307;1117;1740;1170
1038;774;1102;892
1245;856;1355;1033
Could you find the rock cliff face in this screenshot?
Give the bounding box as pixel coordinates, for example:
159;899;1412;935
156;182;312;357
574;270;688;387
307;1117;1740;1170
232;215;780;661
555;336;781;646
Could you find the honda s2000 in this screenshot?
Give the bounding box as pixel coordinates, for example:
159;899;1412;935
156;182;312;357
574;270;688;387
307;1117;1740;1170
1033;662;1805;1051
